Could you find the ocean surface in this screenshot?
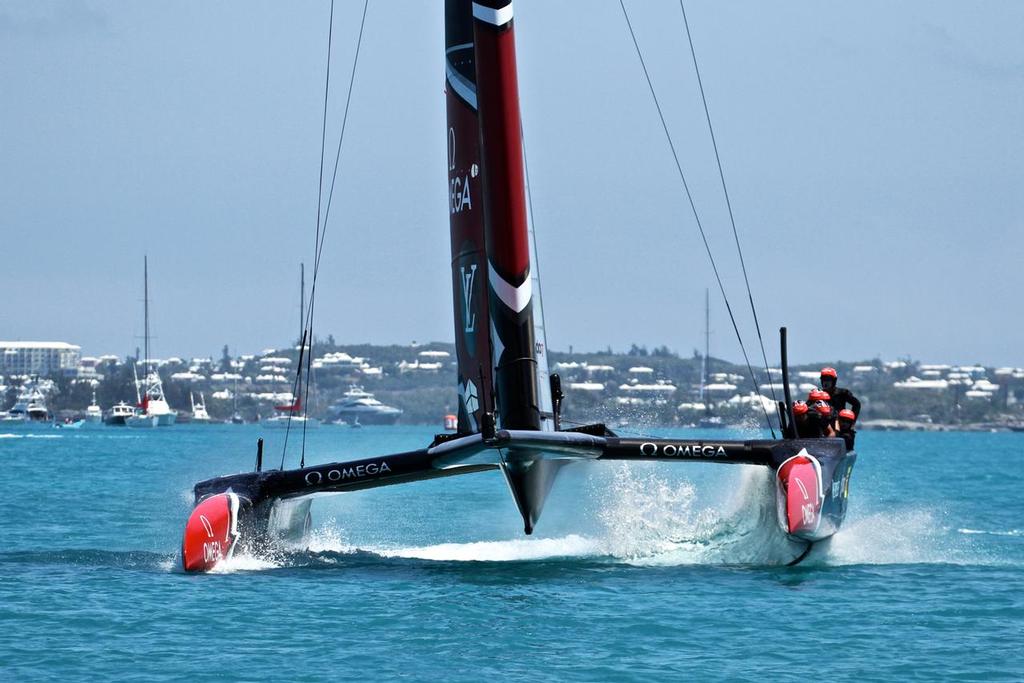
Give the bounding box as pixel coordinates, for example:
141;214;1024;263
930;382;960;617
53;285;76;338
1;424;1021;681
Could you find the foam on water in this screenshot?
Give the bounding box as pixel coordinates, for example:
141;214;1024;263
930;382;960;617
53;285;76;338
374;534;602;562
593;463;804;566
269;465;803;567
958;528;1022;537
208;553;281;573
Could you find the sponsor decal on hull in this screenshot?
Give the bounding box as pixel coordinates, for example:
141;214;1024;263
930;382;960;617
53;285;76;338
639;442;727;458
304;461;392;486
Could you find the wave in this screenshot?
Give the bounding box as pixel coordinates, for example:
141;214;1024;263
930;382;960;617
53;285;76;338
0;549;172;570
957;528;1022;537
0;433;62;439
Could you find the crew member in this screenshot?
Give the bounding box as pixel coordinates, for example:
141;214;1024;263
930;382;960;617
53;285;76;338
793;400;819;438
820;367;861;420
813;401;837;437
838;409;857;450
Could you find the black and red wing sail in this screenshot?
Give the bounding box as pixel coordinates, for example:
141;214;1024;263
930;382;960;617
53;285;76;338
446;0;492;435
470;0;563;532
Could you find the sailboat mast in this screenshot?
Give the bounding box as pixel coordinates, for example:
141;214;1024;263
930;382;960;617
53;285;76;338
703;288;710;413
143;255;150;370
300;262;305;340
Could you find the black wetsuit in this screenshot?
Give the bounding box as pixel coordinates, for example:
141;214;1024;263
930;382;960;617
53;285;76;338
839;427;856;450
795;415;821;439
798;411;835;438
825;386;861;418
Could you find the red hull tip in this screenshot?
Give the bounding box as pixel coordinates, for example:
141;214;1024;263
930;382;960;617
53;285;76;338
182;492;240;572
776;451;824;538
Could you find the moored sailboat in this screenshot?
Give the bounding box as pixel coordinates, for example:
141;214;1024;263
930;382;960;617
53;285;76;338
261;397;320;429
129;257;177;427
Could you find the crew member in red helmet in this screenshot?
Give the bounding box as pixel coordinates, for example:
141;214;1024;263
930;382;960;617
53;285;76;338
837;409;857;450
812;401;837;438
819;367;860;420
792;400;819;438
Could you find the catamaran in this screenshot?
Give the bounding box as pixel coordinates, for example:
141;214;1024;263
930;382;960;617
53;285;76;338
182;0;857;572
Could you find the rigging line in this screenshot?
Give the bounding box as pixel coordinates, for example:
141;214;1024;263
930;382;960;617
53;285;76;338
301;0;370;465
520;127;549;358
618;0;775;437
304;0;369;341
297;0;335;468
679;1;778;411
315;0;369;271
281;329;309;469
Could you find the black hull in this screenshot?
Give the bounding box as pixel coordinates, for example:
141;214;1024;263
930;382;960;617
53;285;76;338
184;426;855;571
334;411;401;426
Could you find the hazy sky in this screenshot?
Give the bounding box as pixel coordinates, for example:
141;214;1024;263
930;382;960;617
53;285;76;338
2;1;1022;367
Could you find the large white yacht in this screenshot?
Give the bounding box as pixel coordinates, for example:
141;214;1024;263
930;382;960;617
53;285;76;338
330;385;402;425
1;379;50;424
133;363;177;426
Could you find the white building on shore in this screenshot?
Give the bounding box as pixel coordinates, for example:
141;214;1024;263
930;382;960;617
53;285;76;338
0;341;81;376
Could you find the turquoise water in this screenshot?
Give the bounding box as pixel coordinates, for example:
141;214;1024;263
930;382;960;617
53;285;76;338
1;425;1021;681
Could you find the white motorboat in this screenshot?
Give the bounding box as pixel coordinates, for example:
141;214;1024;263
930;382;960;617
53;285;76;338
330;385;402;425
85;391;103;426
191;392;212;423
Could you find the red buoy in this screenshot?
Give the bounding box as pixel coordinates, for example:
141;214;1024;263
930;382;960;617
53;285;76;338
182;492;240;572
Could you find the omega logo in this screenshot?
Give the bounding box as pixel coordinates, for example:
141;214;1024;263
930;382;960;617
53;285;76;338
639;442;726;458
305;461;392;486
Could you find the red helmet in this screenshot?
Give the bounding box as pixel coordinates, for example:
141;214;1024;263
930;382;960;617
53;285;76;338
820;367;838;379
808;389;831;403
839;409;856;421
815;403;833;416
793;401;809;415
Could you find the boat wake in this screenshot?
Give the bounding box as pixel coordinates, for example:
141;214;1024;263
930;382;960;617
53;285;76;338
201;463;1007;573
213;466;811;572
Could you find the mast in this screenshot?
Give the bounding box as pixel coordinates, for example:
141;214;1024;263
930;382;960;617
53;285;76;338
702;287;709;411
144;255;150;374
300;262;305;342
446;0;557;533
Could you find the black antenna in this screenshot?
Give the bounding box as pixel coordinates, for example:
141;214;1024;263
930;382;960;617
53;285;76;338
702;287;709;412
143;255;149;370
299;262;305;342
